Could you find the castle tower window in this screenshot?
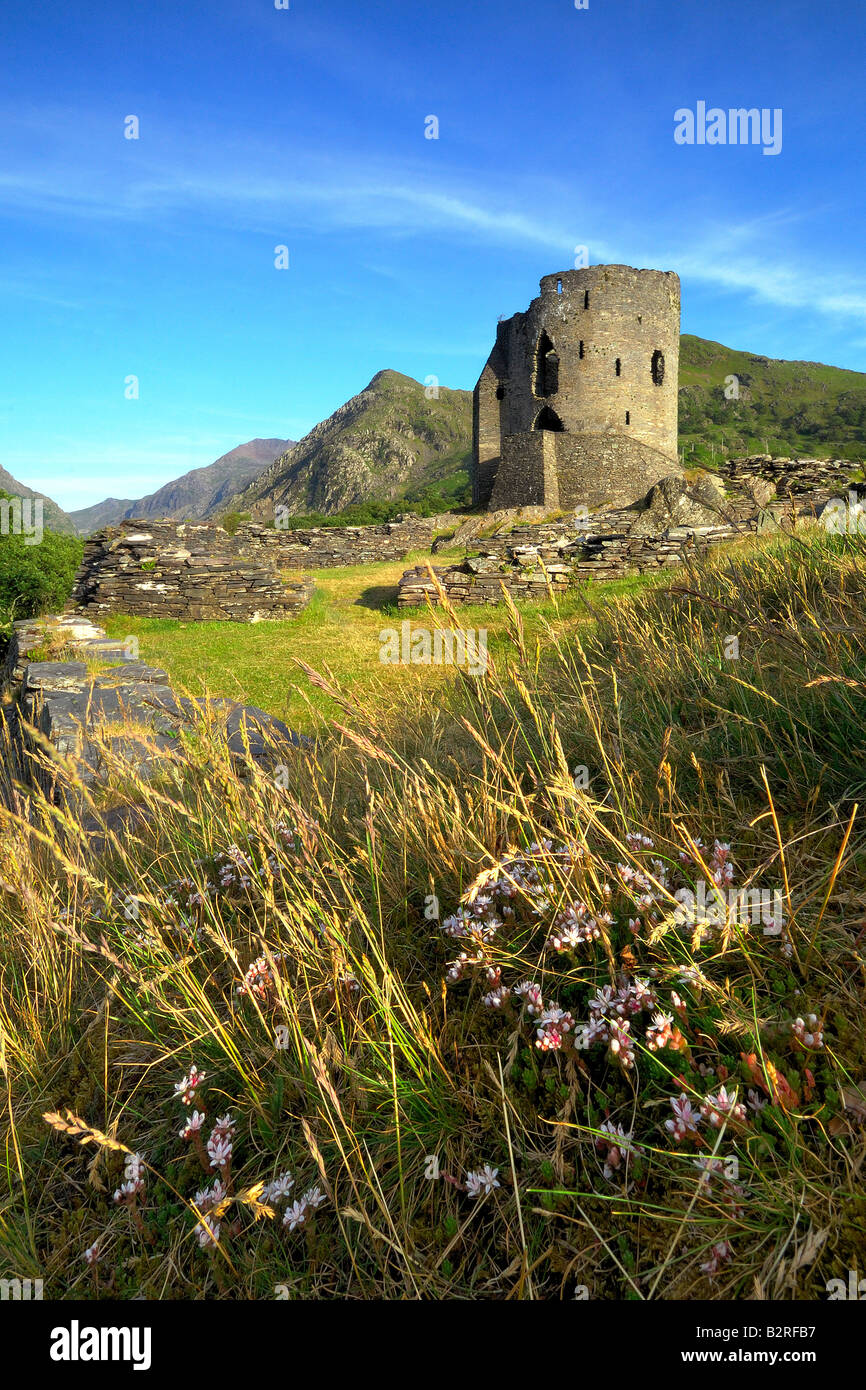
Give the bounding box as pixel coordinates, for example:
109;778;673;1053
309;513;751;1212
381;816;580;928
651;349;665;386
495;384;505;400
625;411;631;425
533;332;559;397
534;406;564;432
584;290;590;309
556;278;562;294
615;358;621;377
579;340;585;360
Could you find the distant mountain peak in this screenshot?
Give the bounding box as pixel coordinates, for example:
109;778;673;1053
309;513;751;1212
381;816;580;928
69;438;293;535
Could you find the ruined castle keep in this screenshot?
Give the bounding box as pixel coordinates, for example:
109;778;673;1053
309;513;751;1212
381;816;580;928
473;264;682;511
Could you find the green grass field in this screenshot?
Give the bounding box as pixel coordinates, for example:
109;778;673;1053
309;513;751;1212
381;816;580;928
102;549;660;731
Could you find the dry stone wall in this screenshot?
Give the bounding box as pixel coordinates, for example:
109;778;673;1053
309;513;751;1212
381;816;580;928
400;458;852;608
69;519;313;622
234;515;439;569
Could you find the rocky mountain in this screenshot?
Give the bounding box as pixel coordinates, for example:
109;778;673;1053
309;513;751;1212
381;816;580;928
69;439;292;535
0;464;75;533
228;372;472;520
68;496;139;534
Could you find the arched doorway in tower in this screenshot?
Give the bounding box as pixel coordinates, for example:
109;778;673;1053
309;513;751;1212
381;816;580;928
534;406;564;431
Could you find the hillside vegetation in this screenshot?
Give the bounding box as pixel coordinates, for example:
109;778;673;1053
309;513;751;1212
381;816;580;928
679;335;866;463
1;524;865;1300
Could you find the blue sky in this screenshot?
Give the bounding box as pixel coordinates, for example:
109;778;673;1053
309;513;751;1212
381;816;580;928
1;0;864;511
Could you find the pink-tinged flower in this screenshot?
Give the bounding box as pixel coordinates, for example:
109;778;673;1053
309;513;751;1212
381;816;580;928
193;1178;226;1213
179;1110;206;1140
124;1152;145;1184
237;953;284;1001
547;903;601;950
174;1064;206;1105
746;1088;767;1113
83;1241;99;1267
596;1121;638;1181
700;1085;747;1127
626;832;654;851
211;1113;235;1140
283;1199;309;1231
207;1132;233;1169
535;1006;574;1052
607;1019;635;1069
791;1013;823;1048
300;1185;326;1211
262;1171;295;1203
482;985;511;1009
700;1240;733;1277
646;1010;675;1052
465;1164;500;1198
446;949;484;983
197;1216;221;1249
113;1151;146;1202
514;980;544;1016
665;1093;701;1141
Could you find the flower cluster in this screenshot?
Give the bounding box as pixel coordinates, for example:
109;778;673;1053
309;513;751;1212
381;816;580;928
709;841;733;888
193;1177;227;1248
206;1114;235;1170
113;1152;145;1204
535;1005;575;1052
237;952;285;1002
547;902;607;951
596;1121;638;1182
465;1164;500;1198
791;1013;823;1049
700;1240;733;1278
283;1185;326;1231
174;1064;206;1106
699;1085;748;1127
665;1093;700;1142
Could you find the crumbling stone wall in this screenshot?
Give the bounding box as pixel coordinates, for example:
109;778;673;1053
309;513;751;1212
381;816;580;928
474;264;682;509
402;459;843;608
235;516;438;569
68;520;313;622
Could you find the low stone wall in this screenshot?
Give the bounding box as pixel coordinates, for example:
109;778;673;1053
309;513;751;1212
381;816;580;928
398;465;841;608
68;519;313;622
234;515;439;569
398;523;749;607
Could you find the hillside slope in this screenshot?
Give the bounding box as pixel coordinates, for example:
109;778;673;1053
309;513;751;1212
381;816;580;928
0;464;75;533
229;347;865;522
230;371;472;520
678;335;866;462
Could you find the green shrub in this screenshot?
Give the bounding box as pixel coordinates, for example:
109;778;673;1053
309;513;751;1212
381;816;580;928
0;493;83;636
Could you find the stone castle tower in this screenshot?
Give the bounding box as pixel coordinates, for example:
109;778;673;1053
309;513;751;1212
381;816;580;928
472;264;682;511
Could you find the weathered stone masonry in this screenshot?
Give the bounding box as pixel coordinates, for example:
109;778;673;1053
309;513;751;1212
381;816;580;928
67;516;448;622
473;264;682;511
400;457;857;607
69;519;314;622
1;614;308;813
